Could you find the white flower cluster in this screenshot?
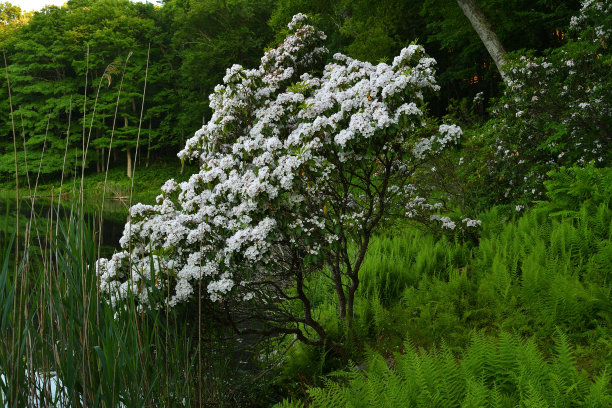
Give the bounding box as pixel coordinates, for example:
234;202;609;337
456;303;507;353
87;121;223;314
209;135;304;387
97;15;453;309
430;214;456;230
413;124;462;159
405;194;443;218
570;0;611;43
461;218;482;228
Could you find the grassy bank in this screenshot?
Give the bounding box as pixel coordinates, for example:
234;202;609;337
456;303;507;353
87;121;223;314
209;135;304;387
0;161;199;210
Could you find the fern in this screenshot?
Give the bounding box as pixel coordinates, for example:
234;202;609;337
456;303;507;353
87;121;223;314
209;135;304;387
523;383;551;408
460;378;489;408
542;164;612;214
274;398;303;408
277;333;612;407
584;370;612;408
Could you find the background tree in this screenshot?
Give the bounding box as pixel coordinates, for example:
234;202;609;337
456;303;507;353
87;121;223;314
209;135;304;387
455;0;508;82
0;0;159;178
0;5;79;177
0;2;22;34
0;0;586;183
164;0;275;137
422;0;579;101
0;2;26;167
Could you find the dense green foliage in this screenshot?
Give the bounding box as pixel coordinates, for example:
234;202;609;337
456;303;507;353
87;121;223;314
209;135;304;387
0;0;581;181
272;165;612;406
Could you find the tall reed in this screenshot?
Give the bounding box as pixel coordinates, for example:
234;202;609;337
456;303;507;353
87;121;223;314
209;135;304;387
0;204;208;406
0;39;270;406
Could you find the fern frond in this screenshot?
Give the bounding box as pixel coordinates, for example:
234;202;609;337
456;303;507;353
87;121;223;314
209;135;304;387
584;370;612;408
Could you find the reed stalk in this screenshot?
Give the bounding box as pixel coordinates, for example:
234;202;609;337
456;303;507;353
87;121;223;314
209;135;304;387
0;41;252;407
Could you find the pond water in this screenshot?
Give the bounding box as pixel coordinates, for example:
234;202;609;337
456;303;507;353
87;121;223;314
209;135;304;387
0;195;127;259
0;372;75;408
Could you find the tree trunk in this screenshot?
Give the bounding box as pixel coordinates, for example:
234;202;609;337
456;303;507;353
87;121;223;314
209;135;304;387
127;147;132;179
456;0;509;83
346;277;359;323
101;147;105;172
331;266;347;320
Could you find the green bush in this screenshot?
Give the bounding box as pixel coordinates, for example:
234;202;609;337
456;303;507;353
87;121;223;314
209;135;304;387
459;1;612;207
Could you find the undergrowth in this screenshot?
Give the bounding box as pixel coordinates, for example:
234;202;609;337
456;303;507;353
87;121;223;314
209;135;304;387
274;165;612;406
276;332;612;407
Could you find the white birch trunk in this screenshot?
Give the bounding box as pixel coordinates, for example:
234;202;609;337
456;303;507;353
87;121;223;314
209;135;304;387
456;0;509;83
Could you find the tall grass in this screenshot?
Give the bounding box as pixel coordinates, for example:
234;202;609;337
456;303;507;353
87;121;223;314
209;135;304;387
0;198;284;407
0;46;260;408
0;205;208;407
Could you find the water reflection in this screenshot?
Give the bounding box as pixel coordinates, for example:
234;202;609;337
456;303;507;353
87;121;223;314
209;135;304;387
0;196;127;259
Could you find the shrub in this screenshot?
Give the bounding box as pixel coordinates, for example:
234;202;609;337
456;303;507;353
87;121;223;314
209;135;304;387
467;0;612;206
97;14;465;352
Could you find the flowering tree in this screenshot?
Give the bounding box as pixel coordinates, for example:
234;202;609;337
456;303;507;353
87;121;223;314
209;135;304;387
97;14;461;350
474;0;611;204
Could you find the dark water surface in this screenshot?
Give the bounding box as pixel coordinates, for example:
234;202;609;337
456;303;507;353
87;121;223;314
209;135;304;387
0;195;127;258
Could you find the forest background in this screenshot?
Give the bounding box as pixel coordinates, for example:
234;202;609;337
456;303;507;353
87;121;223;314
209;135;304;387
0;0;579;198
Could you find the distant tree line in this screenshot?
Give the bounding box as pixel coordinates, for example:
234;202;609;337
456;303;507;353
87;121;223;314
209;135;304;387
0;0;580;179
